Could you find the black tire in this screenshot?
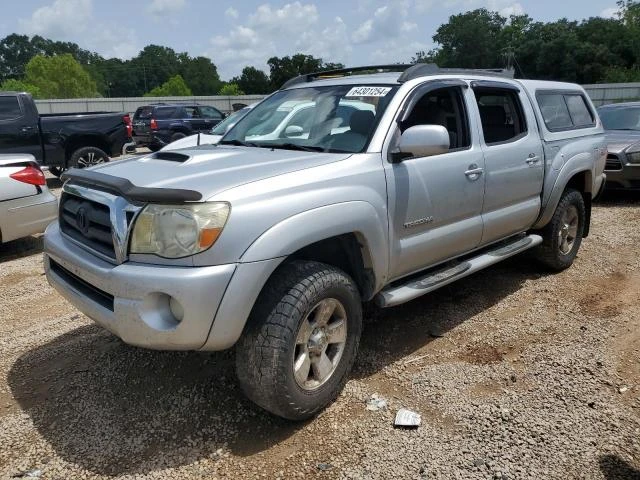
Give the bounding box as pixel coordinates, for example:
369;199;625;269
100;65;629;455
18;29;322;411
535;188;586;271
69;146;109;169
148;144;162;152
170;132;187;142
48;166;64;178
236;260;362;421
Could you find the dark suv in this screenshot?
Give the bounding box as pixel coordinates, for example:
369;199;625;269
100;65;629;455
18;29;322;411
132;103;226;151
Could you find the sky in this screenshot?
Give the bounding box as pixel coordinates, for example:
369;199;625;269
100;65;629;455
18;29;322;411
0;0;622;80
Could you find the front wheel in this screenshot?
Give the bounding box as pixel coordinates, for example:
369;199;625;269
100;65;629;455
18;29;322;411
236;261;362;421
534;188;586;271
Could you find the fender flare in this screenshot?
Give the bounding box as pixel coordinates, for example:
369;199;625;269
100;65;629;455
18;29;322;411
534;153;593;230
240;201;389;289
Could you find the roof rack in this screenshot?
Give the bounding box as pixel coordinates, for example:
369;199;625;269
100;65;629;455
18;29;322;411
281;64;414;89
280;63;515;89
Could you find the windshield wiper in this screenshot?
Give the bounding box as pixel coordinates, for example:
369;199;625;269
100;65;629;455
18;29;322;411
219;139;260;147
269;143;325;152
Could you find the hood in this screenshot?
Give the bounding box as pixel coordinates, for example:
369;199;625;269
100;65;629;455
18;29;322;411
161;133;222;151
90;145;351;199
605;130;640;154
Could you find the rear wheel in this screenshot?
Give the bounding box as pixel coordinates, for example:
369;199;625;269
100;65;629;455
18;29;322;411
170;132;187;142
236;261;362;421
69;146;109;169
534;188;586;271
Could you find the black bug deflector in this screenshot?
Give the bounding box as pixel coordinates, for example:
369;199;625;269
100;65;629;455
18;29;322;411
61;168;203;203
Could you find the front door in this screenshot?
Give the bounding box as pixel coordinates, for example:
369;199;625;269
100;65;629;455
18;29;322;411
471;83;545;245
385;84;486;281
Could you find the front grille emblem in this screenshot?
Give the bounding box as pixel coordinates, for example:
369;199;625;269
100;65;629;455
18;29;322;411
76;207;89;234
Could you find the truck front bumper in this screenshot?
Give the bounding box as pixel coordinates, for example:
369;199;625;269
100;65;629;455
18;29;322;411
44;221;237;350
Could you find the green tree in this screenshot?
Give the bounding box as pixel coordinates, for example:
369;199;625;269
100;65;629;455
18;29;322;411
23;54;98;98
144;74;192;96
232;66;271;94
267;54;342;90
0;78;42;98
180;55;223;95
218;83;244;96
132;45;181;93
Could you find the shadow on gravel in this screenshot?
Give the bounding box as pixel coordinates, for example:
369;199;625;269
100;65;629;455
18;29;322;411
0;236;44;263
8;325;304;476
8;255;548;476
354;256;547;379
46;177;62;190
599;454;640;479
596;189;640;207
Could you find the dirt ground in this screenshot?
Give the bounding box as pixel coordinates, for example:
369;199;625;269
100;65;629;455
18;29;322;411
0;183;639;479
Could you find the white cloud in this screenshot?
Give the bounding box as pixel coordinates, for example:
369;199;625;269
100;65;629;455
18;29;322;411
496;2;525;16
225;6;239;19
352;2;412;44
600;6;619;18
19;0;92;38
147;0;186;16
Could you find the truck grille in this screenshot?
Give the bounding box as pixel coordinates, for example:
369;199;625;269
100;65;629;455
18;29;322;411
605;154;623;171
59;192;116;260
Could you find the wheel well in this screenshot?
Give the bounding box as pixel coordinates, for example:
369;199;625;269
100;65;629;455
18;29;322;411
65;136;110;162
565;170;592;238
288;233;376;300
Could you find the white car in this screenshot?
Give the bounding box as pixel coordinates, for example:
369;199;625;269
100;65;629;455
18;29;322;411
162;105;255;151
1;154;58;244
246;99;376;141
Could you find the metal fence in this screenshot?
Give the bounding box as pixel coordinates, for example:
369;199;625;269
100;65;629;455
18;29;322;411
34;95;267;115
32;83;640;114
583;83;640;106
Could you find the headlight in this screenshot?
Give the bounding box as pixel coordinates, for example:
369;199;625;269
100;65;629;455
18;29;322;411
627;151;640;164
130;202;230;258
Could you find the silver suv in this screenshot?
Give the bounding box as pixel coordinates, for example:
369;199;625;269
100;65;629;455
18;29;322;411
44;65;606;420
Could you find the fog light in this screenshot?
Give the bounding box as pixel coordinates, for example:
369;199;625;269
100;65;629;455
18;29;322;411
169;297;184;322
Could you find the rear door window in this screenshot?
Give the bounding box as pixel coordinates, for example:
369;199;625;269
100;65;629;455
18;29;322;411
474;88;527;145
183;106;199;118
198;106;224;120
154;107;178;119
0;96;23;120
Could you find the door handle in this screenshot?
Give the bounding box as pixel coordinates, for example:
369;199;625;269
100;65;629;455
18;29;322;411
20;126;35;133
526;154;540;165
465;164;484;179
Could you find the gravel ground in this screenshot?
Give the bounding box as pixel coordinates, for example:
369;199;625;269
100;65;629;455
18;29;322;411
0;184;639;480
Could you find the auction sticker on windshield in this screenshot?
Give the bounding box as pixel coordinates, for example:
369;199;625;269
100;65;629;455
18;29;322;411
345;86;392;97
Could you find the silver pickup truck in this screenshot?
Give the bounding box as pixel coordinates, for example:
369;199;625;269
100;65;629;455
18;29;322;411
44;65;606;420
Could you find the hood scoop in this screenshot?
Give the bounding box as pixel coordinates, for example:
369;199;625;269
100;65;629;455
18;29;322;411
151;151;191;163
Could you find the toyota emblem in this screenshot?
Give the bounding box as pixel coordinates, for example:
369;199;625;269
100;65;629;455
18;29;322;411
76;207;89;234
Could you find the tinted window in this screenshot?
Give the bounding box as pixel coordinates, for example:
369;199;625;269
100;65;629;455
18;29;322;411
401;86;471;150
474;89;527;144
154;107;178;119
183;106;199;118
0;96;22;120
134;106;154;120
565;95;594;127
598;106;640;131
199;106;223;119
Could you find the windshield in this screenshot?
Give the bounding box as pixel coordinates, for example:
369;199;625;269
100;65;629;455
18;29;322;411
221;84;398;153
598;106;640;131
211;108;250;135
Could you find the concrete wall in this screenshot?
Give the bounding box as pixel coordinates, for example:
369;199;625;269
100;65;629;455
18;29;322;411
583;83;640;106
34;95;268;115
32;83;640;114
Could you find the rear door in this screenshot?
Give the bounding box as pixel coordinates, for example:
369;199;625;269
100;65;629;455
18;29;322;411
471;82;544;245
0;95;41;160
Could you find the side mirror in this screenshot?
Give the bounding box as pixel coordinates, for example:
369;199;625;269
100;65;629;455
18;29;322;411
397;125;450;160
284;125;304;138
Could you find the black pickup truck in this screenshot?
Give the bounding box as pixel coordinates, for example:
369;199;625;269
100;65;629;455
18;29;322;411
0;91;132;177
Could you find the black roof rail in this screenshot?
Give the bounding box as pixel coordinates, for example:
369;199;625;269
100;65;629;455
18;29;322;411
280;63;515;90
280;64;414;89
